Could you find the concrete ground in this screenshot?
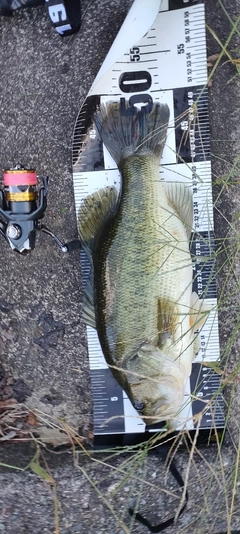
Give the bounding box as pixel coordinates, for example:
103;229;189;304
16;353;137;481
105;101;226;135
0;0;239;533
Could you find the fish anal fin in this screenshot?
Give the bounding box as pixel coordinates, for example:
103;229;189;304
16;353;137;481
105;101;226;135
164;182;193;240
78;186;118;251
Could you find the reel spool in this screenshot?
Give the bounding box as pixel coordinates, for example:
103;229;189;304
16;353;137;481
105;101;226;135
3;168;39;214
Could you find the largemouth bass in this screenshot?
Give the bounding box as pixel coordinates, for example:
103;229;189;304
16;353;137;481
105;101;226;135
78;101;208;428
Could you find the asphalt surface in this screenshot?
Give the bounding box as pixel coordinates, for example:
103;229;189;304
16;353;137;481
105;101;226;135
0;0;240;533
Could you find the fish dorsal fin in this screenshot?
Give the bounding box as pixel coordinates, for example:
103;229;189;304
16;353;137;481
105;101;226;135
79;186;118;327
82;268;96;330
164;182;193;240
78;186;119;253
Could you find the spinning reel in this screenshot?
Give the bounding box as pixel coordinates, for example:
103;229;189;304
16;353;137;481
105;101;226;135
0;165;81;254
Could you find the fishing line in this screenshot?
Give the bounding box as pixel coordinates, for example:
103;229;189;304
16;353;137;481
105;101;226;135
128;446;188;533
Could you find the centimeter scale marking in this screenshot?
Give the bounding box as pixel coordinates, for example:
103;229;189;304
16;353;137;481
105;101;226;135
72;0;225;444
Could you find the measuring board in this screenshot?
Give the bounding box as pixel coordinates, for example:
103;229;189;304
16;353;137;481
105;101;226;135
72;0;225;447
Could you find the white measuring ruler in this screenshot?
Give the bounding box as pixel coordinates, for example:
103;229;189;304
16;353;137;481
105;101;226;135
72;0;224;445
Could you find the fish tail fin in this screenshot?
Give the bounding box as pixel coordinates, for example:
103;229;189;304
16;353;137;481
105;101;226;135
94;101;170;165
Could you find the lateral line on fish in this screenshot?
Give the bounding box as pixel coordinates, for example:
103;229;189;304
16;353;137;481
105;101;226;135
107;335;157;349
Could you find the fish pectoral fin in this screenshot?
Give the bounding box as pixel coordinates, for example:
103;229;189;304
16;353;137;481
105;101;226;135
78;186;119;252
190;291;212;331
82;269;96;329
164;182;193;240
158;298;179;345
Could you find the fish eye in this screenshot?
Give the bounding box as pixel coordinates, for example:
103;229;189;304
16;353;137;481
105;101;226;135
134;401;144;412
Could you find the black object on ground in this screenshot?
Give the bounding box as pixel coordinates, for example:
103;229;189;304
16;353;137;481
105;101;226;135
0;0;81;36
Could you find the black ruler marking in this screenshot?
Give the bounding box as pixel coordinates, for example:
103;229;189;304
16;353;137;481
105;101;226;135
169;0;203;10
190;364;225;428
174;85;211;163
91;369;125;434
